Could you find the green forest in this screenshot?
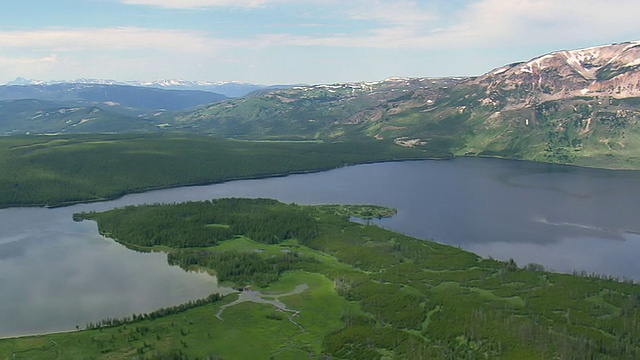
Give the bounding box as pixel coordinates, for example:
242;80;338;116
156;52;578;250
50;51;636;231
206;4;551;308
0;133;441;208
4;199;639;359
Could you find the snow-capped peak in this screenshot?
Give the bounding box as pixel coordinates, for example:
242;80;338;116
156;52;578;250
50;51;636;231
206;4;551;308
478;40;640;100
482;41;640;81
5;77;46;86
3;77;257;88
132;79;255;88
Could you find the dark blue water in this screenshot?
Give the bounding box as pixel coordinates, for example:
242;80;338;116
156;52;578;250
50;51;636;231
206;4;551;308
1;157;640;336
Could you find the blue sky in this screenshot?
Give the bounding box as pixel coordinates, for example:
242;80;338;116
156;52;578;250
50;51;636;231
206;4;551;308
1;0;639;85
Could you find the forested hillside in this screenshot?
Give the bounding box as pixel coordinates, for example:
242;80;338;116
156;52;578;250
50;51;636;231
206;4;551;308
0;134;440;207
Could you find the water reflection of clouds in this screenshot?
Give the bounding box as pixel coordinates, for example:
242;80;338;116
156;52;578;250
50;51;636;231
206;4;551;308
0;231;225;337
530;216;628;242
494;172;596;198
468;234;640;280
0;238;31;259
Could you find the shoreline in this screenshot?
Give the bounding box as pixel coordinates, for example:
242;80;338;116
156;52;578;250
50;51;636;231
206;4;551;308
0;328;79;341
0;155;450;210
3;154;640;211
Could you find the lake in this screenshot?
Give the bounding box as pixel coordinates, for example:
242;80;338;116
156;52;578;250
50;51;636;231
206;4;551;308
1;157;640;337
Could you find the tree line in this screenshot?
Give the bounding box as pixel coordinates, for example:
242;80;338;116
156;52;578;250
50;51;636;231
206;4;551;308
0;133;433;207
85;293;222;330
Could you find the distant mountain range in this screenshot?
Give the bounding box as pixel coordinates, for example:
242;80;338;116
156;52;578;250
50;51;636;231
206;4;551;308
0;82;231;134
0;99;159;134
4;78;294;98
2;41;640;168
0;83;227;111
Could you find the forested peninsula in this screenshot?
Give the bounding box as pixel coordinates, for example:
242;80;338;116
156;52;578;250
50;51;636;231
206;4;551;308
3;198;639;359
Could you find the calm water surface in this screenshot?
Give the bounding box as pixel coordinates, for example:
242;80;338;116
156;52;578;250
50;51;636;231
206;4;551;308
1;157;640;337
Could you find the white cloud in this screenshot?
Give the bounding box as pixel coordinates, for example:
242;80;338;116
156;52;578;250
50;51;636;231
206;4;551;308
0;28;220;53
118;0;280;9
108;0;640;51
248;0;640;50
429;0;640;48
2;0;639;83
0;28;233;83
2;1;639;55
0;55;60;83
0;55;58;66
345;0;437;25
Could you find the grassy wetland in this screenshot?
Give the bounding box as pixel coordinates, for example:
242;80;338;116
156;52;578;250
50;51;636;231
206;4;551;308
2;198;639;359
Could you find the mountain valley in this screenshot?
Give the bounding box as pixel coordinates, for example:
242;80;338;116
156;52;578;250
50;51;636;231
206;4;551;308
3;41;640;168
2;41;640;360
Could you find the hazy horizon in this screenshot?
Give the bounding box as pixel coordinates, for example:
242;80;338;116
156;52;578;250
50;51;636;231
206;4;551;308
1;1;640;85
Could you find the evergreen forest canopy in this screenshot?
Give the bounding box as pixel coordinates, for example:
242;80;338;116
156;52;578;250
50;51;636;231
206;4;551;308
4;198;638;359
0;133;440;208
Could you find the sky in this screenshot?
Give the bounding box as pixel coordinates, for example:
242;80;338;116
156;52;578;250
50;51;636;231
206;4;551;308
0;0;639;85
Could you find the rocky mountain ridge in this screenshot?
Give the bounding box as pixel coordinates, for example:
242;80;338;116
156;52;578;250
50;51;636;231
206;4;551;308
169;41;640;168
475;41;640;106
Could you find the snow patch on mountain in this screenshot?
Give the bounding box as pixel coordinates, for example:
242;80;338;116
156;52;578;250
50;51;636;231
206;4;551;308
476;41;640;101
